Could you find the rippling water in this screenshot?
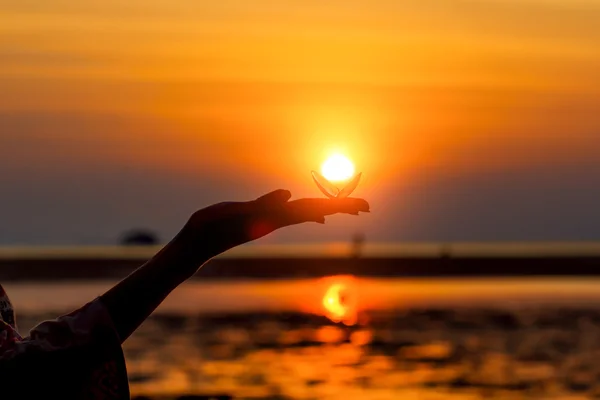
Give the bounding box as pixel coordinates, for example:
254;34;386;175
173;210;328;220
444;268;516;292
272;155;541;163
6;276;600;399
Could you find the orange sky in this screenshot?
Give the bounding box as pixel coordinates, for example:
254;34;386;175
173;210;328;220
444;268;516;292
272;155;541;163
1;0;600;244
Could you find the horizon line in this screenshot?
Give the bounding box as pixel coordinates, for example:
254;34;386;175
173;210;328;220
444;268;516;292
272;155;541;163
3;241;600;260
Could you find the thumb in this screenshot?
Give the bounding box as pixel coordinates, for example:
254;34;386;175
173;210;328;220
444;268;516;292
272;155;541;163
256;189;292;204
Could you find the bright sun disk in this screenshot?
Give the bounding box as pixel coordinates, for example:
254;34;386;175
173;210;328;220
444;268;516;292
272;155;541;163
321;154;355;182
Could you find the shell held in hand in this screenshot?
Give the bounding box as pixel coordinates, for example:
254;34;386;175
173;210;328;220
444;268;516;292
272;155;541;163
311;170;362;199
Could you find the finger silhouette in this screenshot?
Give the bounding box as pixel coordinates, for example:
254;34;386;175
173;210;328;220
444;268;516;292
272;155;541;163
280;197;370;226
256;189;292;204
289;198;369;215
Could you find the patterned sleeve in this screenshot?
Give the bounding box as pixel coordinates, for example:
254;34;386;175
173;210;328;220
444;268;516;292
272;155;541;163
0;298;130;399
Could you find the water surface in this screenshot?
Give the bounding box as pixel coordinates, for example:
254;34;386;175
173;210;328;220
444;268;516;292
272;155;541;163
6;277;600;399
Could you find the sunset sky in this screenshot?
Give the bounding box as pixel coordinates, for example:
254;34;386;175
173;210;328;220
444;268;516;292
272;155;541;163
1;0;599;245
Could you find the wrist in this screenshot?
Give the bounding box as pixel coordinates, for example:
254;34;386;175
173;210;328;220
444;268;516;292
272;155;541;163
157;230;212;279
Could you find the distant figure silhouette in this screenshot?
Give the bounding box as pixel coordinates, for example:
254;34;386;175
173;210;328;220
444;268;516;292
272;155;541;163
0;190;369;399
351;232;366;258
120;229;160;246
439;243;453;259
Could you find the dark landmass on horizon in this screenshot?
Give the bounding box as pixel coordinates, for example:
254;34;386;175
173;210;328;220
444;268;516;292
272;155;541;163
2;243;600;281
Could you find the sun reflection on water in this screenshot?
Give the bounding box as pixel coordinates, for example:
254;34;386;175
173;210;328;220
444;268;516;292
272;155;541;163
322;278;358;326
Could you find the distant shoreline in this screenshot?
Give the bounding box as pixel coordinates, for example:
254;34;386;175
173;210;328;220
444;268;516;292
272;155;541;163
4;242;600;259
2;243;600;281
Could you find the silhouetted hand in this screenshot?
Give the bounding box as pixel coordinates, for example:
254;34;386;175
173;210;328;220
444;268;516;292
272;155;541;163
178;189;370;261
101;189;369;343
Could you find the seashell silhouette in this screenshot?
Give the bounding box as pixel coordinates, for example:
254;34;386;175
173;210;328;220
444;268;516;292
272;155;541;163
311;170;362;199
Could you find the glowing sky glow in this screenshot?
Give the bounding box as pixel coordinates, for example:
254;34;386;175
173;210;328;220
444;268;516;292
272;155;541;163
1;0;600;244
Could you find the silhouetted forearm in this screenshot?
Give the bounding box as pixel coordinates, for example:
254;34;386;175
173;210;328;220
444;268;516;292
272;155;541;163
99;232;209;342
97;193;369;342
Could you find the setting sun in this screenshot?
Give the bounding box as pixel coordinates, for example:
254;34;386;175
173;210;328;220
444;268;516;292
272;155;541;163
321;154;355;182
